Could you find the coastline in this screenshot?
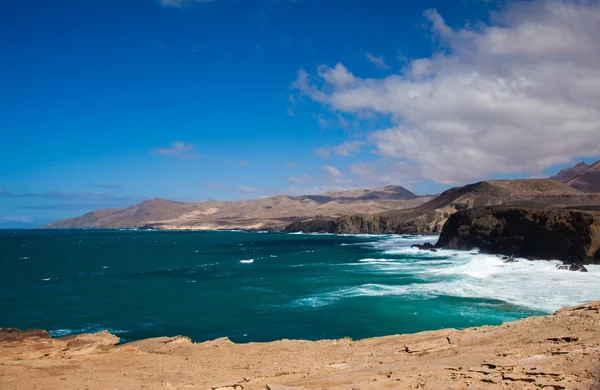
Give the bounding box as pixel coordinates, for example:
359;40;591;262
2;301;600;389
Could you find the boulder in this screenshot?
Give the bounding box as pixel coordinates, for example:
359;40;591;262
411;242;435;250
556;264;589;272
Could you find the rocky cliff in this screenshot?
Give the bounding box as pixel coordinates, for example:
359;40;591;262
2;301;600;389
435;206;600;265
285;179;600;235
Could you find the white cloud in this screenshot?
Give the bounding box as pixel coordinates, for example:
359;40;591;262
331;140;364;157
158;0;212;8
314;147;331;159
349;160;419;188
293;1;600;184
288;174;313;185
238;185;258;193
321;165;344;179
365;52;390;70
153;141;198;158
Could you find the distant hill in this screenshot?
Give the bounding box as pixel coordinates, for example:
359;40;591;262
43;185;433;230
561;161;600;193
285;179;600;234
551;162;589;182
551;160;600;193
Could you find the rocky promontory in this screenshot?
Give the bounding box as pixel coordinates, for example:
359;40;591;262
435;206;600;265
285;179;600;235
2;301;600;389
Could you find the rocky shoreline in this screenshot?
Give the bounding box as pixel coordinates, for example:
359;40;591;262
2;301;600;389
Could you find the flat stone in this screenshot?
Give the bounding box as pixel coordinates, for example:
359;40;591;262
404;337;450;353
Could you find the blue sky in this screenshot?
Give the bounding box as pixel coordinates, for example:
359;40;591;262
2;0;600;228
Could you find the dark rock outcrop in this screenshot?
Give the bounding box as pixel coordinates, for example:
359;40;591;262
435;206;600;265
557;264;589;272
285;179;600;235
411;242;435;250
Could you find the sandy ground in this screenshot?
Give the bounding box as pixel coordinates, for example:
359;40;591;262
1;301;600;390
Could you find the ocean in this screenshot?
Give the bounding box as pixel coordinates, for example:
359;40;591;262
2;229;599;344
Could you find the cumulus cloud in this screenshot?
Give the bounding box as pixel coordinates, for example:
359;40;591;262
349;160;419;188
321;165;344;179
314;147;331;159
293;1;600;184
288;174;313;185
153;141;198;159
365;52;389;70
238;185;258;193
158;0;212;8
330;140;364;157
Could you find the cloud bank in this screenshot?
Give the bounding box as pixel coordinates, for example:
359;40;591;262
294;1;600;184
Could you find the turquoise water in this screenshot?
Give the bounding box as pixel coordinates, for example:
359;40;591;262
2;230;600;343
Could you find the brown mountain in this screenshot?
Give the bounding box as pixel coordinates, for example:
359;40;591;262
551;162;589;182
551;160;600;192
563;161;600;193
285;179;600;234
43;185;433;230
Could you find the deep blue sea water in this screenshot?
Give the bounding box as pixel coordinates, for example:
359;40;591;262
2;229;599;343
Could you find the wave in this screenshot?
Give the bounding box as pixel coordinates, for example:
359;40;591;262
287;234;600;313
49;326;128;338
240;259;254;264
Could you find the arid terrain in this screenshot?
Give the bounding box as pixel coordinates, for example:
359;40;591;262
552;161;600;193
43;186;433;231
43;161;600;233
1;301;600;389
285;179;600;235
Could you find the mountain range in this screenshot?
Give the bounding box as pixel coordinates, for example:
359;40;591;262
44;185;433;230
44;160;600;232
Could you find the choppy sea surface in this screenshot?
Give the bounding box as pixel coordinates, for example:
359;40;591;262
2;229;599;343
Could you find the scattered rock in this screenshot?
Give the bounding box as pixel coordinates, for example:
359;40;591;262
411;242;435;250
210;382;244;390
546;336;579;343
556;264;588;272
503;258;518;263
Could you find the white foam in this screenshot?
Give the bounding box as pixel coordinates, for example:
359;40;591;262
240;259;254;264
289;235;600;313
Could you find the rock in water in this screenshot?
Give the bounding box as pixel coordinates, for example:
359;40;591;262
411;242;435;250
435;206;600;264
556;264;589;272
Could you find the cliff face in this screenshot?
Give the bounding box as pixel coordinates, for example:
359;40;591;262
3;301;600;389
285;179;600;235
436;206;600;264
